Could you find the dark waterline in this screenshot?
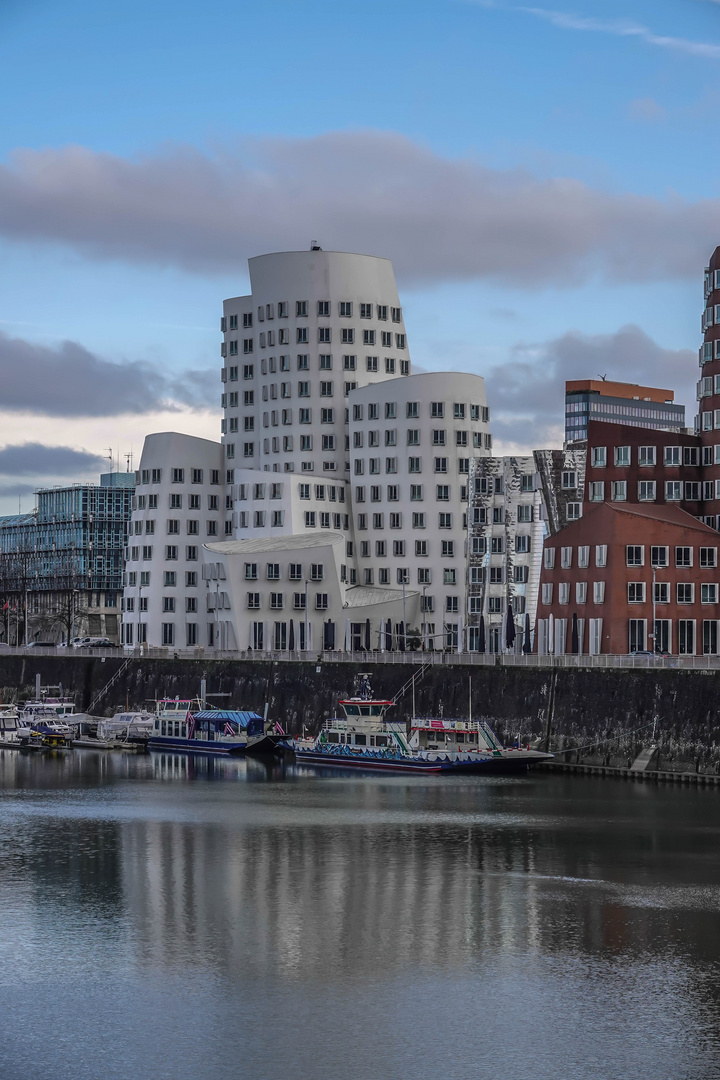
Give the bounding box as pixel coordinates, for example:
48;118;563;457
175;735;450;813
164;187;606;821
2;749;720;1080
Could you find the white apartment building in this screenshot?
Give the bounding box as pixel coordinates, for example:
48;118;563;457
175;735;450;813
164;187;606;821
123;248;548;654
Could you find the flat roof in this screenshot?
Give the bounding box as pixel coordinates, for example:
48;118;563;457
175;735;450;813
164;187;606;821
565;379;674;404
205;532;344;555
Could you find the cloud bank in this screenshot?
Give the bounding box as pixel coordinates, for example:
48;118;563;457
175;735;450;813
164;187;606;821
0;330;216;417
486;324;696;450
0;133;719;285
0;443;107;477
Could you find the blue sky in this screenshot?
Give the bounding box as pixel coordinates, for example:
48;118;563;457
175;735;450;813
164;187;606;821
1;0;720;509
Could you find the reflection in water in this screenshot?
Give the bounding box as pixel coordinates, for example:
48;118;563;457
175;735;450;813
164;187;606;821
0;749;720;1080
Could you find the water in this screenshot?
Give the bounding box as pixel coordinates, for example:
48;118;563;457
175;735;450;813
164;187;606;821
1;750;720;1080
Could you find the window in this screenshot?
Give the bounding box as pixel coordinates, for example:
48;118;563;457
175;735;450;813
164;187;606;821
701;547;717;568
578;546;590;569
638;481;656;502
317;300;330;317
515;535;531;553
567;503;581;520
318;327;331;343
576;582;587;605
615;446;631;466
702;584;718;604
186;547;198;562
676;547;692;568
270;593;284;610
628;582;646;604
685;482;701;501
626;546;643;566
562;471;577;489
664;446;681;466
161;623;174;646
436;484;450;501
544;548;555;569
165;545;178;560
385;402;397;419
591;446;607;468
560;546;572;568
638;446;656;467
651;546;669;567
434;458;448;473
163;571;176;588
247;592;261;609
438;512;452;529
629;619;647;654
665;480;682;502
704;620;718;655
654;582;670;604
593;581;606;604
677;583;694;604
341;328;354;344
541;584;553;605
517;505;532;523
678;620;695;655
589;481;604;501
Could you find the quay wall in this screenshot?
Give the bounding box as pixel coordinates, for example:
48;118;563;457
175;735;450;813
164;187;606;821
2;655;720;772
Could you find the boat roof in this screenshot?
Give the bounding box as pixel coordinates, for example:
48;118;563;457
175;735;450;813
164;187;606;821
192;710;262;725
339;698;393;706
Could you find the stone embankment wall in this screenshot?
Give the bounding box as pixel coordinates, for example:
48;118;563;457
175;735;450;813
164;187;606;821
1;655;719;772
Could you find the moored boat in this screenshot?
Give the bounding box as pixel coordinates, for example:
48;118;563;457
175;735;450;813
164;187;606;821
292;674;553;774
147;699;289;757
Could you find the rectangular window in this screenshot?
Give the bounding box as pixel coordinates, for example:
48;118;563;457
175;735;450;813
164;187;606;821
615;446;631;466
651;546;669;567
593;581;605;604
664;446;681;466
638;480;656;501
626;546;644;567
677;583;694;604
628;619;647;654
591;446;607;468
589;481;604;501
665;480;682;501
628;582;646;604
638;446;656;467
702;584;718;604
679;620;695;655
676;546;692;568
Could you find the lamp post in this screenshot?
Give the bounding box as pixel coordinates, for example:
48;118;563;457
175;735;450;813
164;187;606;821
651;564;657;653
421;584;428;650
402;579;407;651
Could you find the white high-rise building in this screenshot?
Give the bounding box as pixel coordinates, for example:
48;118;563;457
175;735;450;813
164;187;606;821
122;247;505;653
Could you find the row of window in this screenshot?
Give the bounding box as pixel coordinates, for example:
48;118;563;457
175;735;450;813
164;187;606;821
126;570;197;587
590;445;699;468
135;494;220;511
544;544;718;570
236;482;287;500
132;519;221;536
127;545;214;562
225;331;407;353
541;581;719;606
628;619;718;656
238;510;290;529
589;480;707;502
472;505;535;524
222;303;403;330
474;474;536;495
353;457;475;475
136;468;222;486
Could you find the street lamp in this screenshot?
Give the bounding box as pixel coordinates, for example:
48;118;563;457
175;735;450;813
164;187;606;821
304;579;309;652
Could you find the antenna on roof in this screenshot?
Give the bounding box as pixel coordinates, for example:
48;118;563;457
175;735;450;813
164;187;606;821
310;240;322;251
597;374;607;381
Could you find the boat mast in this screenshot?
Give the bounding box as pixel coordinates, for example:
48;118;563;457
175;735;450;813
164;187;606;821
468;675;472;724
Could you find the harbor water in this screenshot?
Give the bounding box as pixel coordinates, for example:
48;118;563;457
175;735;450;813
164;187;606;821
2;750;720;1079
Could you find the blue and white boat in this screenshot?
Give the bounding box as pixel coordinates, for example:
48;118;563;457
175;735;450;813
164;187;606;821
292;675;553;774
148;699;289;757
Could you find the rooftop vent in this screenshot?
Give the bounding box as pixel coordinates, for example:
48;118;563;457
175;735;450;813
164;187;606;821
310;241;322;251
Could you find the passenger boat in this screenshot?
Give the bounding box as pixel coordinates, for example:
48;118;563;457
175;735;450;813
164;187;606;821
147;699;289;757
292;674;553;774
73;711;154;750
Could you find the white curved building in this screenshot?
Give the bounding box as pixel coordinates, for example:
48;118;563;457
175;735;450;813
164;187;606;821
122;248;515;653
122;432;223;649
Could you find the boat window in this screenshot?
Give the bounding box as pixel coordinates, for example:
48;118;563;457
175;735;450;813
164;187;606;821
161;721;166;735
376;735;388;746
327;731;339;742
155;720;159;730
181;725;186;738
355;732;366;745
174;722;180;737
345;704;360;716
371;705;383;716
359;706;370;716
457;733;464;743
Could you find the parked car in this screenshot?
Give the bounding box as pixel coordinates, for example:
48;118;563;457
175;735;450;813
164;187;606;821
25;641;57;649
71;637;93;649
86;637;119;649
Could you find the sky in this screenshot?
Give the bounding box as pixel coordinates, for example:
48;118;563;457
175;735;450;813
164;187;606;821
2;0;720;512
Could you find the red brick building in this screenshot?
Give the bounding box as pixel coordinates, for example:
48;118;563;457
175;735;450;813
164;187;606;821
535;502;720;656
581;419;703;518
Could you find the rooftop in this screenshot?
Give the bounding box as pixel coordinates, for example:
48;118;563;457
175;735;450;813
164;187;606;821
566;379;675;405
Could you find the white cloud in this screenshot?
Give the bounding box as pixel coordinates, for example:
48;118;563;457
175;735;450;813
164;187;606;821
0;133;719;287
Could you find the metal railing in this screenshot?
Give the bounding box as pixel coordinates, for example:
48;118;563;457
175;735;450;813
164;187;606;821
3;645;720;670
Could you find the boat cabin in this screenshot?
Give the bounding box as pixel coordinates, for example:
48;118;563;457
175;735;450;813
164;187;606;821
321;693;410;752
409;718;501;755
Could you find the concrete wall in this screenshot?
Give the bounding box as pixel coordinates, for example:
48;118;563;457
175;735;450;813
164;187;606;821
3;655;720;770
